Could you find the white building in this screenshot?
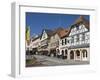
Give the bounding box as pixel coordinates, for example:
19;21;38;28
38;29;54;55
59;16;90;61
29;36;41;54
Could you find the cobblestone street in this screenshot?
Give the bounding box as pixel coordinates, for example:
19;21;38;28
33;55;89;66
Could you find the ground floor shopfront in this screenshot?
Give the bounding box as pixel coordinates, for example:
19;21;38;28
27;45;89;61
59;47;90;61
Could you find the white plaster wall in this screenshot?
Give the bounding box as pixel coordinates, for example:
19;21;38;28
41;30;48;41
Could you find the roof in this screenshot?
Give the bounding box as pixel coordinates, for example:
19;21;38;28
40;29;54;39
31;35;40;42
53;27;64;35
49;27;68;38
73;16;89;30
45;29;54;37
61;16;89;39
60;29;70;39
40;27;69;39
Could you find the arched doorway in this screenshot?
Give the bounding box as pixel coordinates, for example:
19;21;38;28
62;50;65;59
70;50;74;59
75;50;80;60
82;49;87;58
65;49;68;59
50;49;56;57
56;49;60;58
57;49;60;53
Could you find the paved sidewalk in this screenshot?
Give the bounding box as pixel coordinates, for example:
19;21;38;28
34;55;89;66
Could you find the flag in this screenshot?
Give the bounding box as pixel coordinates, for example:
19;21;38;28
26;26;30;45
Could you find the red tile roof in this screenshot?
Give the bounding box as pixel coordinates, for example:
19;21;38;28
73;16;89;30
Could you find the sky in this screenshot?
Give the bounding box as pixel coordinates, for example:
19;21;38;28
26;12;89;37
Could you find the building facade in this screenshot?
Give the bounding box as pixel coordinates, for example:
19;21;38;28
48;28;67;57
38;29;53;55
59;16;90;61
48;33;60;57
29;36;41;55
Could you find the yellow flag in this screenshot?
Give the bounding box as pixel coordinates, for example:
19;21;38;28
26;26;30;44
